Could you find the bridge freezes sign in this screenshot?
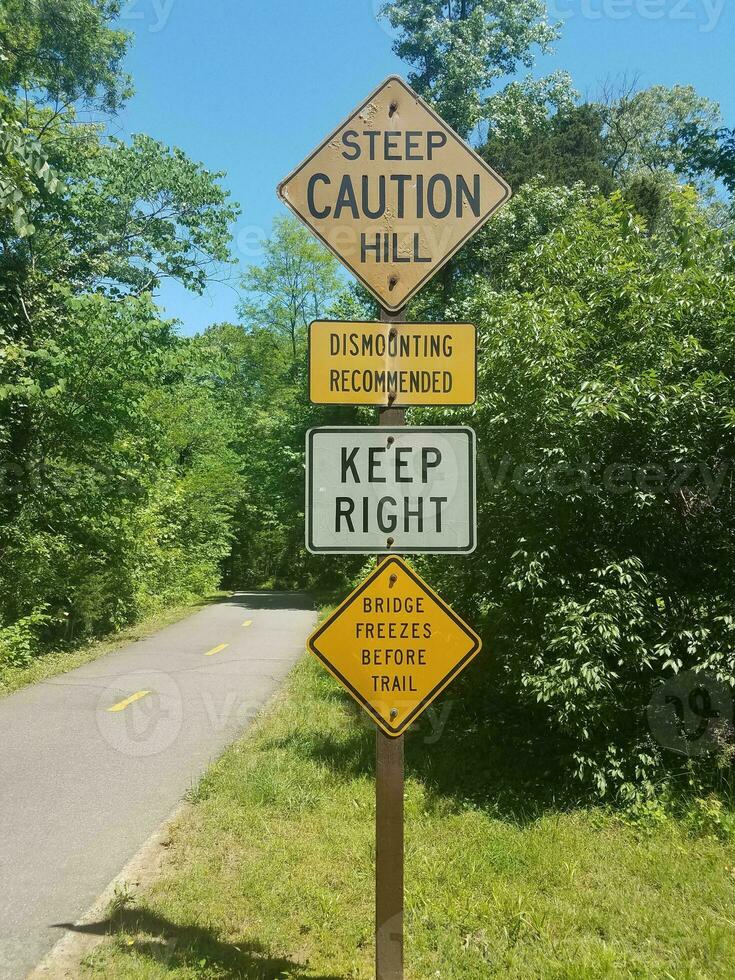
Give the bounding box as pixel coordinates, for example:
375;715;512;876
306;427;476;554
277;75;511;311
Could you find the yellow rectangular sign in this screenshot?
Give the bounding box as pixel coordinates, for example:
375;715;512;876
307;556;481;737
308;320;476;406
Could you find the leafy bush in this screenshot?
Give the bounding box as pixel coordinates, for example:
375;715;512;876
0;607;50;667
420;187;735;799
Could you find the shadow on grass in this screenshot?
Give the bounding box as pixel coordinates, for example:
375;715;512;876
267;663;582;825
54;906;343;979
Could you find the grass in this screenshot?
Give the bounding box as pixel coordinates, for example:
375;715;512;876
0;593;227;699
76;650;735;979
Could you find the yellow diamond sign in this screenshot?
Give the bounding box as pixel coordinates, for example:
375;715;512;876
277;75;511;312
307;556;481;737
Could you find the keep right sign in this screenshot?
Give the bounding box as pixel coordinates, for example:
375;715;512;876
306;426;476;555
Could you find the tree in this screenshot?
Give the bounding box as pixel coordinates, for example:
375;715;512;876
0;0;131;115
676;123;735;196
0;0;243;654
601;83;722;187
482;100;613;194
380;0;558;136
238;216;343;365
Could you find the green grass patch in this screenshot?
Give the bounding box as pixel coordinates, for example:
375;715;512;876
0;593;228;699
82;657;735;979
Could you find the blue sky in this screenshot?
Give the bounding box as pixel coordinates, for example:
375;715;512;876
114;0;734;335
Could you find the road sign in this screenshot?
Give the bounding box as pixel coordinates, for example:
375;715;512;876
307;555;481;737
277;75;511;311
308;320;476;407
306;426;476;554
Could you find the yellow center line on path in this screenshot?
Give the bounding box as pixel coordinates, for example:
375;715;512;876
204;642;229;657
242;620;253;628
107;690;151;712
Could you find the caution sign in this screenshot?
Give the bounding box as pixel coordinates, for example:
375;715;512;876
307;556;481;737
306;426;476;554
277;75;511;311
309;320;476;406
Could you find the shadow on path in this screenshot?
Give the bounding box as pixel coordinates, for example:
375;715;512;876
220;592;316;612
53;907;342;979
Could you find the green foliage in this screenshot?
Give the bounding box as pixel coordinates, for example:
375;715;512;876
0;116;59;237
482;101;613;194
677;123;735;196
417;187;735;799
0;0;242;650
602;84;722;187
0;606;49;667
238;215;342;363
0;0;132;112
0;292;243;639
380;0;558;136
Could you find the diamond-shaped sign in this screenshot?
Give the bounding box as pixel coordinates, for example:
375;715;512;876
277;75;511;311
307;556;481;736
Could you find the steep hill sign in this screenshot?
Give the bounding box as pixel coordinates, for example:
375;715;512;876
277;75;511;311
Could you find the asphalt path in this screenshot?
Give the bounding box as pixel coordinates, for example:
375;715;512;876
0;592;316;979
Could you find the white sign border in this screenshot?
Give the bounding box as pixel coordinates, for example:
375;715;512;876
305;425;477;555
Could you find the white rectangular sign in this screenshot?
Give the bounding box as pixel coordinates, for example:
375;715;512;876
306;427;476;554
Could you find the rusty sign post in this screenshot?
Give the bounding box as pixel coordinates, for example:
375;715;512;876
279;73;509;980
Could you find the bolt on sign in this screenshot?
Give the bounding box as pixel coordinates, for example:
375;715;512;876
306;426;476;554
307;556;481;737
308;320;476;407
277;75;511;311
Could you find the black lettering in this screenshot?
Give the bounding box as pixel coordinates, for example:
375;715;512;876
335;498;355;532
342;130;361;160
427;174;452;218
430;496;447;532
422;447;442;482
361;233;381;261
457;173;481;217
384;131;401;160
405;131;422;160
377;496;397;533
395;446;412;483
307;174;330;218
341;447;360;483
362;175;385;219
334;176;359;219
427;131;448;159
368;447;387;483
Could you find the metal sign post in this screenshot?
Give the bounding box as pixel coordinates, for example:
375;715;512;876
377;304;405;980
